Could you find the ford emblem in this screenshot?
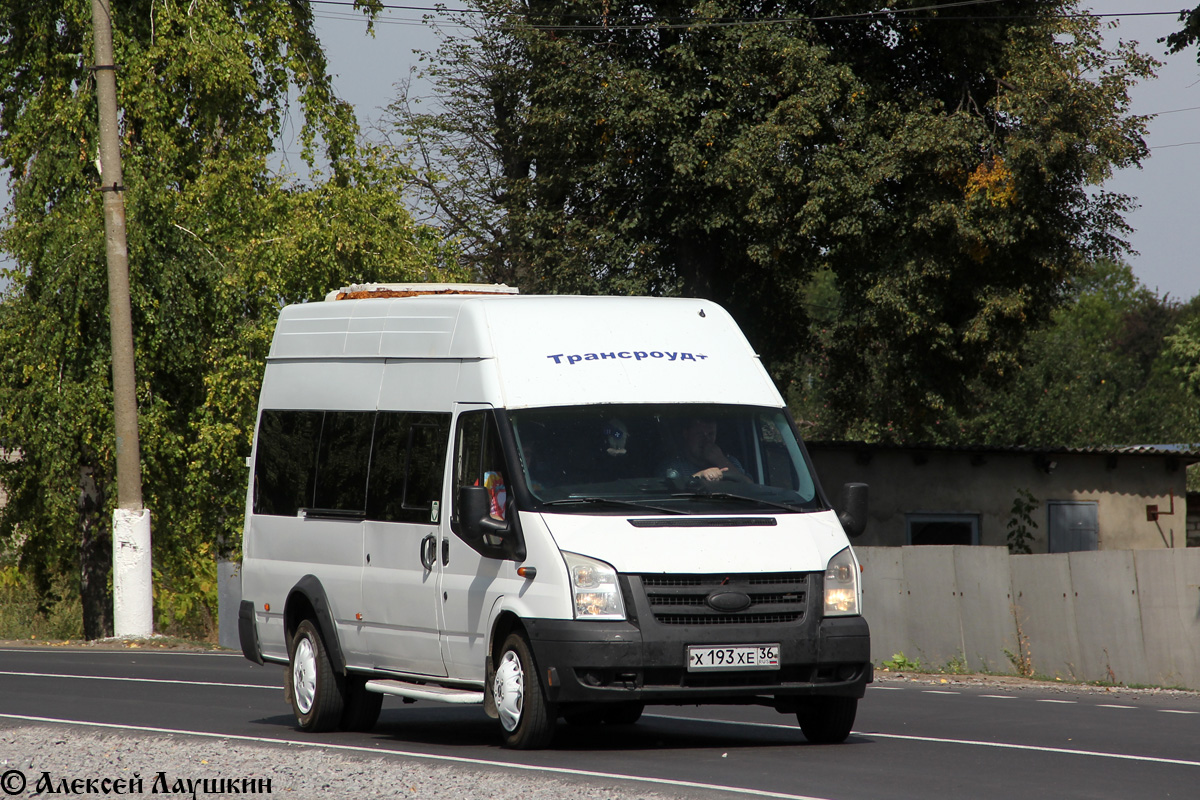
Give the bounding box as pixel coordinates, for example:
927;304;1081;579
705;590;751;612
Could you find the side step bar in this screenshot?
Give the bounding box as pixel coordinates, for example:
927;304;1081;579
364;679;485;705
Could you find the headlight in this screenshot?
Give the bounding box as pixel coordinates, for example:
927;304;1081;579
824;547;860;617
562;552;626;620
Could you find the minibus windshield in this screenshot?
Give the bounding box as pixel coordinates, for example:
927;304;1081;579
507;404;823;514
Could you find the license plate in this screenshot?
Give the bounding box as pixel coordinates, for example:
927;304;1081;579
687;644;780;672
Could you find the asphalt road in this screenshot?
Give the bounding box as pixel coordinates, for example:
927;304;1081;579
1;646;1198;799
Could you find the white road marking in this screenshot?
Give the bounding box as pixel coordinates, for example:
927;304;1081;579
0;713;834;800
0;647;239;657
868;686;903;690
922;690;960;695
1097;704;1136;710
646;715;1200;768
0;670;276;691
1158;709;1199;715
1036;699;1076;704
980;695;1016;699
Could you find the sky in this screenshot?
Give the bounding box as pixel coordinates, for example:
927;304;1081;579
2;3;1198;302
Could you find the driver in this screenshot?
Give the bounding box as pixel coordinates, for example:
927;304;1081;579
667;418;752;483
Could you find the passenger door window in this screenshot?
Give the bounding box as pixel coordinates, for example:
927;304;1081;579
366;412;450;524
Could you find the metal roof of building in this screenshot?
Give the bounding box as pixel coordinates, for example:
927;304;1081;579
806;441;1200;460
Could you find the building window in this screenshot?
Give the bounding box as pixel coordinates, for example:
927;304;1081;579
906;513;980;546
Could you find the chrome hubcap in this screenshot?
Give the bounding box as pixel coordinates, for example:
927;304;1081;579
494;649;525;732
293;636;317;715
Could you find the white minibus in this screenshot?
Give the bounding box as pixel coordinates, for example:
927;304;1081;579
238;284;870;749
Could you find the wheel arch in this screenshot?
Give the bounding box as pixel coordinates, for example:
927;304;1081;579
284;575;346;675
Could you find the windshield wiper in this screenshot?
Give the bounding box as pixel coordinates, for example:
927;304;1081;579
670;491;807;514
542;497;688;515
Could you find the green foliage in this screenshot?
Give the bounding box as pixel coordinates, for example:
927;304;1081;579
1166;316;1200;401
942;653;969;676
0;0;454;639
958;261;1200;447
1006;489;1039;555
0;564;84;641
882;652;922;672
1164;7;1200;64
395;0;1154;443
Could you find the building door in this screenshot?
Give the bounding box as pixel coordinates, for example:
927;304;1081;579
1047;500;1099;552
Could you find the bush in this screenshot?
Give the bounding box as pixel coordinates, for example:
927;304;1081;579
0;565;84;641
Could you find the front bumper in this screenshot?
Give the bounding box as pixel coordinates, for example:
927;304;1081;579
524;572;871;706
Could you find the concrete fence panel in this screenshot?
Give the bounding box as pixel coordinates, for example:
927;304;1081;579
900;546;962;668
857;545;1200;690
857;547;906;664
1133;548;1200;689
953;546;1015;673
1010;553;1082;681
1068;550;1149;686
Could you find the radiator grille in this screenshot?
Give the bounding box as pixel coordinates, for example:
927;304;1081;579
637;572;809;626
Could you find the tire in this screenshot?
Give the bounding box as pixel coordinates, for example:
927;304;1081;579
492;632;556;749
289;619;345;732
796;696;857;744
340;676;383;732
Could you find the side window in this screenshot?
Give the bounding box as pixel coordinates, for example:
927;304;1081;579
312;411;374;513
253;410;323;516
452;410;507;528
366;412;450;524
405;415;450;516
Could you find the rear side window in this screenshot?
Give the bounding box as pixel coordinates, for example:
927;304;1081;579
254;410;323;516
253;408;450;522
313;411;375;513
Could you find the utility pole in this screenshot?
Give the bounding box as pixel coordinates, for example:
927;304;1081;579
92;0;153;638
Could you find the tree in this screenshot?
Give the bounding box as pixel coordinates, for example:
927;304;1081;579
1167;312;1200;403
958;261;1200;447
0;0;454;638
1164;6;1200;63
393;0;1154;443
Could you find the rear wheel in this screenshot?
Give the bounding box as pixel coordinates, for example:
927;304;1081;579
289;619;344;732
340;676;383;732
492;632;556;749
796;696;857;744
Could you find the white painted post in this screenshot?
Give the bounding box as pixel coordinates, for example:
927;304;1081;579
113;508;153;637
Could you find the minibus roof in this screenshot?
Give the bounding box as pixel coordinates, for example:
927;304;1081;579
270;289;783;408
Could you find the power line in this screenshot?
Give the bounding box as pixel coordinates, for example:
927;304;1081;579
309;1;1190;31
1150;105;1200;116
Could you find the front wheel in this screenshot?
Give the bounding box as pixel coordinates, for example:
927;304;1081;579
796;696;857;744
492;632;556;749
289;619;344;732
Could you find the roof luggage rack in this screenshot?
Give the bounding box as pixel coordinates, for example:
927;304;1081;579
324;282;519;301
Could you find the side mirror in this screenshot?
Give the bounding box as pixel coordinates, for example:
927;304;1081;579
459;484;508;535
457;485;526;561
836;482;868;538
